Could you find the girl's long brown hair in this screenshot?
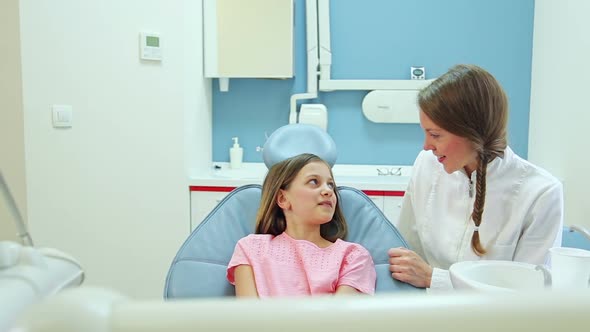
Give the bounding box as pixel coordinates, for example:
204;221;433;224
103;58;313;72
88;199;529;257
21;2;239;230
255;153;347;242
418;64;508;256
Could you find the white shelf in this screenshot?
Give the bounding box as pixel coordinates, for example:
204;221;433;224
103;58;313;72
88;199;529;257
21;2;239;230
319;79;434;91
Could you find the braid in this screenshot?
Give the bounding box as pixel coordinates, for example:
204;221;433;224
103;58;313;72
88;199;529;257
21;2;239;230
418;64;508;256
470;153;488;256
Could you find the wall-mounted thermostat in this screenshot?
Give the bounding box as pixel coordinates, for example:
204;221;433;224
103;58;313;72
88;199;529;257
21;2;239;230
140;32;162;61
411;66;425;80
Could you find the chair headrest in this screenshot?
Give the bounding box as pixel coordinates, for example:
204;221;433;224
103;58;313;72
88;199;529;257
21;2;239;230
262;124;337;169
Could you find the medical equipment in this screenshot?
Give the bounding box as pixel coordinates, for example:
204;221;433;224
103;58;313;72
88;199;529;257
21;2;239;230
0;172;32;246
12;285;590;332
290;0;435;126
549;247;590;289
562;225;590;250
0;171;84;331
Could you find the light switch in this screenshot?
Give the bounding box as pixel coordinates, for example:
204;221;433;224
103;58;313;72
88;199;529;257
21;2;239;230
52;105;73;128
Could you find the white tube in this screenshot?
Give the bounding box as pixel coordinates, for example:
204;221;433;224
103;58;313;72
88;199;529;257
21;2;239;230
289;0;320;123
306;0;319;94
320;79;435;91
0;172;33;246
318;0;332;81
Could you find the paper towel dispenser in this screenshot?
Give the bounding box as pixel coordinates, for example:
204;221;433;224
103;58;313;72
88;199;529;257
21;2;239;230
361;90;420;124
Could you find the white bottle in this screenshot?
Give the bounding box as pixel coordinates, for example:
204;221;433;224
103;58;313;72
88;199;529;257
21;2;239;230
229;137;243;169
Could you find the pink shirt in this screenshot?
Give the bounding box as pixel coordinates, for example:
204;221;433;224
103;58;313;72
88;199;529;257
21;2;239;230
227;233;376;297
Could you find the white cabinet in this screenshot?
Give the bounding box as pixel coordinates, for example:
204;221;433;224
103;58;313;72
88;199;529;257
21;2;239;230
204;0;294;81
190;191;229;231
368;194;404;227
189;189;405;233
383;196;404;227
367;195;384;211
355;194;405;227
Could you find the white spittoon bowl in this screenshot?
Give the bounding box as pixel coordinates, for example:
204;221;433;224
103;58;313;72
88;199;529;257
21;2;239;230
449;260;546;292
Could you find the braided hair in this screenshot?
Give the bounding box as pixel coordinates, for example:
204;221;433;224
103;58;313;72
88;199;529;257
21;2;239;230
418;64;508;256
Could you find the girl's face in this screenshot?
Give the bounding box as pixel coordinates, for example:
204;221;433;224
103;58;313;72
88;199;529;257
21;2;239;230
278;161;336;225
420;111;479;175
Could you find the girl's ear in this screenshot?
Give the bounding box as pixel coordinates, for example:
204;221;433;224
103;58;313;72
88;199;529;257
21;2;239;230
277;189;290;210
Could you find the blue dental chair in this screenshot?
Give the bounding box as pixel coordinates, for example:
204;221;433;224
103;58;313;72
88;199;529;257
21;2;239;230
562;225;590;251
164;124;422;299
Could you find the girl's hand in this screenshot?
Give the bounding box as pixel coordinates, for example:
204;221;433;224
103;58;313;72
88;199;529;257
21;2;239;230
388;247;433;288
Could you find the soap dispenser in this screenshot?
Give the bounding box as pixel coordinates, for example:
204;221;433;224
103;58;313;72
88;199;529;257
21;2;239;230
230;137;243;169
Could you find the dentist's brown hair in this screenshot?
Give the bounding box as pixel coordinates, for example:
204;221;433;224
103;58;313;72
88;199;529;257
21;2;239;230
418;64;508;256
255;153;348;242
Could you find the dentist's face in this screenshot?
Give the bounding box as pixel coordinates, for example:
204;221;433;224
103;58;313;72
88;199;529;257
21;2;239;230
420;111;478;175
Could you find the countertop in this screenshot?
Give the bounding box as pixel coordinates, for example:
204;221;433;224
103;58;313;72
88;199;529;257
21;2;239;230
188;163;412;192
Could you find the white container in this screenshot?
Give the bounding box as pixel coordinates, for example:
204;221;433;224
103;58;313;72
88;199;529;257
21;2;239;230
299;104;328;131
362;90;421;124
0;241;21;268
229;137;243;169
549;247;590;289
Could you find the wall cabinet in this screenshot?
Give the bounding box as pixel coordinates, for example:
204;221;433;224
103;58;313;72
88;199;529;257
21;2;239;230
367;195;384;211
383;196;404;227
190;189;404;233
203;0;294;80
366;195;404;227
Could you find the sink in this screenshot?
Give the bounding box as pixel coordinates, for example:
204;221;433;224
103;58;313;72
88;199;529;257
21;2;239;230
449;260;546;292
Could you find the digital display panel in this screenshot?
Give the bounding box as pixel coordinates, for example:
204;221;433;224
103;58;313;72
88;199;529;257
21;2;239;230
146;36;159;47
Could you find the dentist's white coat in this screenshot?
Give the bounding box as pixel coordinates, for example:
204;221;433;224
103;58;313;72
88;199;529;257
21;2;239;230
398;146;563;290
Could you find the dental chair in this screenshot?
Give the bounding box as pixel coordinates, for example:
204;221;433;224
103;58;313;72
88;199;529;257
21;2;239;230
164;124;422;299
562;225;590;251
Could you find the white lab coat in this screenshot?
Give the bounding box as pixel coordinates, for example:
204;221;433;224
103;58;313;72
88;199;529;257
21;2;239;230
398;147;564;290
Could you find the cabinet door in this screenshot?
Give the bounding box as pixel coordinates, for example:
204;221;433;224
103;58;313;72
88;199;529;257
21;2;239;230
190;191;229;232
204;0;294;78
367;195;384;212
383;196;404;227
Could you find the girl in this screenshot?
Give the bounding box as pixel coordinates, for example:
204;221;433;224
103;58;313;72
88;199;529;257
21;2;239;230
227;153;376;297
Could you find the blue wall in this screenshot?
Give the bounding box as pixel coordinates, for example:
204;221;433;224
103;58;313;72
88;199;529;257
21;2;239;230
212;0;534;165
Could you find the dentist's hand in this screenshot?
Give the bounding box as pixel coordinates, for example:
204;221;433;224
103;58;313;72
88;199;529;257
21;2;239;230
388;247;433;288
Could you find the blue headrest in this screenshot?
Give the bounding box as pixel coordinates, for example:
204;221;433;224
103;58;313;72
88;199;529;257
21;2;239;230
562;226;590;251
262;124;337;168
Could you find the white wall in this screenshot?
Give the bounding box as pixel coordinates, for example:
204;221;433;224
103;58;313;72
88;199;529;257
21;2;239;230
0;0;27;242
529;0;590;229
19;0;211;298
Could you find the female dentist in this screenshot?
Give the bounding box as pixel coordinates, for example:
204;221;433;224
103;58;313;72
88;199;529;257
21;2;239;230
388;64;563;291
